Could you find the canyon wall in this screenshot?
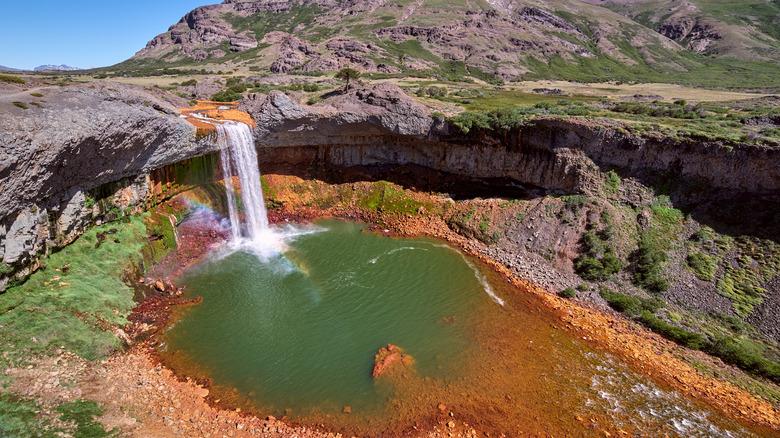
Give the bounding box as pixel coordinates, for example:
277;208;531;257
243;85;780;203
2;81;779;289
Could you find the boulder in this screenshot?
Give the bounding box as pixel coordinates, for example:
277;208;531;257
371;344;414;378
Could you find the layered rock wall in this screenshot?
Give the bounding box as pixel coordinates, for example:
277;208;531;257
242;85;780;202
2;81;779;290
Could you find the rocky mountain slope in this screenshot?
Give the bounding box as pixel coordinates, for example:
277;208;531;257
117;0;779;86
582;0;780;63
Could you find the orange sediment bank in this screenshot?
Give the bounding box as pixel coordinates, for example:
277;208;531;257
180;100;255;137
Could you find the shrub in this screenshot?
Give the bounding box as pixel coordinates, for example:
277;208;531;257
30;92;43;97
211;90;242;102
574;232;623;281
0;74;25;84
12;101;28;109
632;233;669;292
562;195;589;211
180;79;197;86
599;287;665;317
638;311;707;350
426;86;448;98
599;286;642;316
559;287;577;298
706;336;780;384
605;170;621;191
577;283;590;291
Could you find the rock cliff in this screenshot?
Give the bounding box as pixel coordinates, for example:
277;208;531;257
241;83;780;203
0;83;217;287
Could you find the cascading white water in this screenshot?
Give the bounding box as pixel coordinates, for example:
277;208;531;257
216;121;269;243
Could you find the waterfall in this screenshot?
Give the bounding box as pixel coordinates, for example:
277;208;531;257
216;121;269;243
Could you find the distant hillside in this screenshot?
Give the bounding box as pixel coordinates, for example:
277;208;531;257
0;65;22;71
111;0;780;89
581;0;780;63
34;64;80;71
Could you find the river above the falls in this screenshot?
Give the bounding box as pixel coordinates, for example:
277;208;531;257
159;218;769;437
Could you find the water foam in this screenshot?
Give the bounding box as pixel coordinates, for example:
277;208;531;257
423;242;504;306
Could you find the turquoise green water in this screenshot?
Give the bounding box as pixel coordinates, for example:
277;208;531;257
162;219;771;437
164;219;489;416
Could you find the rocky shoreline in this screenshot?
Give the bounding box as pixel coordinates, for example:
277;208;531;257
110;181;779;436
4;181;778;437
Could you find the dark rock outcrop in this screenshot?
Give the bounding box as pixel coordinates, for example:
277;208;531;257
240;82;434;143
0;83;218;287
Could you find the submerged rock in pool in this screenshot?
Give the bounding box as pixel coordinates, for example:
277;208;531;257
372;344;414;378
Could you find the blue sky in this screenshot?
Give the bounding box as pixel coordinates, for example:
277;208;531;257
0;1;217;70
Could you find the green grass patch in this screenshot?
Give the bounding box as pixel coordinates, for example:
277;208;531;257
716;268;766;318
56;399;113;437
0;216;148;365
11;101;28;109
356;181;431;216
0;391;55;437
687;251;719;281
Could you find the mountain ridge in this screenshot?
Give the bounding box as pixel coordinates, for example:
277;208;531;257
114;0;780;87
34;64;80;71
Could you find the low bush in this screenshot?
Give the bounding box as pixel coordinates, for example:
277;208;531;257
12;101;28;109
559;287;577;298
706;336;780;384
599;287;666;317
287;82;320;92
211;90;242;102
0;74;25;84
632;233;669;292
574;231;623;281
599;286;642;316
638;311;707;350
605;170;621;191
